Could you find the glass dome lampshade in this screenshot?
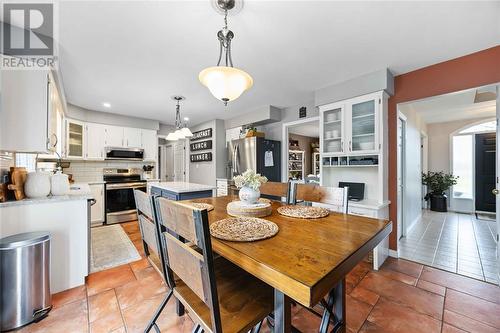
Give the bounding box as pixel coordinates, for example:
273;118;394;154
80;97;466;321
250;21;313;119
180;127;193;137
165;132;178;141
199;66;253;105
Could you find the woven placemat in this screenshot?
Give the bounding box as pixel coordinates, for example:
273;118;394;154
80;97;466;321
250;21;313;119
185;202;214;211
277;205;329;219
210;217;279;242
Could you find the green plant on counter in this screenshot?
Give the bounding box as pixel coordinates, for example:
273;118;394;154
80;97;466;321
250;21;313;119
233;169;268;190
422;171;458;198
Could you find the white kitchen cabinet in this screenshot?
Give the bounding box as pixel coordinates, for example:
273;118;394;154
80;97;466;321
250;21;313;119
0;69;58;153
124;127;142;148
90;184;105;224
66;119;85;159
142;129;157;161
86;123;106;159
104;125;124;148
320;91;382;156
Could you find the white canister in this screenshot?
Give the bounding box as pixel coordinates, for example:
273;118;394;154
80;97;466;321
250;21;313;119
24;172;51;198
51;172;70;196
239;186;260;205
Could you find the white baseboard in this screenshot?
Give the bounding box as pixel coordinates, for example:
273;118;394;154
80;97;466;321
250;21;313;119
405;213;421;236
389;249;399;258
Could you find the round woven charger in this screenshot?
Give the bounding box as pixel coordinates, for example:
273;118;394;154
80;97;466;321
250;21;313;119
186;202;214;211
210;217;279;242
277;205;329;219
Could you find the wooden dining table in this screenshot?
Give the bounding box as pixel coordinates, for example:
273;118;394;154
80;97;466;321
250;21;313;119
191;195;392;333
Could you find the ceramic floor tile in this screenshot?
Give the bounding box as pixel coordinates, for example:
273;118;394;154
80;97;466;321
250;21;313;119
115;269;167;310
420;266;500;304
129;257;151;273
90;311;124;333
364;298;441;333
415;279;446;296
358;272;444;319
350;286;380;306
443;309;499;333
88;289;120;323
51;284;87;309
380;257;423;278
376;267;418;285
441;323;467;333
445;289;500;329
345;294;373;332
86;264;137;297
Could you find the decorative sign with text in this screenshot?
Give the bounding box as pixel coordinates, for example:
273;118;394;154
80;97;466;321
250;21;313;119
190;128;212;141
191;152;212;162
190;140;212;152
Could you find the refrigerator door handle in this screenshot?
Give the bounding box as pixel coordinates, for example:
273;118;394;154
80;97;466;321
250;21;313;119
234;143;239;175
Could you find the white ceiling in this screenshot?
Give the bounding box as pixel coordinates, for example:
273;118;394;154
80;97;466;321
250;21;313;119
58;1;500;126
401;88;497;124
289;121;320;138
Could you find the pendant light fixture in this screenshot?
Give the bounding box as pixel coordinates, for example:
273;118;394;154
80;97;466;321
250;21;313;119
165;96;193;141
199;0;253;106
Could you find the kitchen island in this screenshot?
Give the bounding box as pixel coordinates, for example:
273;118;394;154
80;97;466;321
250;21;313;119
148;181;215;200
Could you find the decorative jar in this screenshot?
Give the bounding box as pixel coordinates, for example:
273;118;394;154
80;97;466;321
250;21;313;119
239;186;260;205
24;172;51;198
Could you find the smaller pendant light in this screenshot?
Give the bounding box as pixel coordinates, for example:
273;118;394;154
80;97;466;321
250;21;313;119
199;0;253;106
166;96;192;141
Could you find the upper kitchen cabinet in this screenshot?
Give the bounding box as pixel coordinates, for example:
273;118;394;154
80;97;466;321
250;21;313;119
1;69;64;153
142;129;157;161
104;125;124;148
124;127;142;148
86;123;106;159
320;91;384;156
66;119;85;159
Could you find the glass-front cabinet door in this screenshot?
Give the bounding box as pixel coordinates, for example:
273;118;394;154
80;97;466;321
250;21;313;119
66;119;85;158
348;97;378;153
322;106;344;154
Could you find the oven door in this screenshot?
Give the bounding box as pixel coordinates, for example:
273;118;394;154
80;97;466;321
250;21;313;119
105;182;146;224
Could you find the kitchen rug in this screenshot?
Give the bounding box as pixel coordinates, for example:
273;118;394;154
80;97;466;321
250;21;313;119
90;224;141;273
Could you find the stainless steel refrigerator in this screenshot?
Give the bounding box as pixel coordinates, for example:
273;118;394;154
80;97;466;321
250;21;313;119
228;137;281;181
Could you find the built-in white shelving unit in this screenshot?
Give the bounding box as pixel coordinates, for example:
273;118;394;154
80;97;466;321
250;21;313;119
288;150;304;180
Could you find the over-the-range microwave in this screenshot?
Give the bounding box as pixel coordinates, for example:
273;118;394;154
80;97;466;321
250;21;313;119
105;147;144;161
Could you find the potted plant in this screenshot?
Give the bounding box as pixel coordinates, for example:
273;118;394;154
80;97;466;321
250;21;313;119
233;169;268;204
422;171;459;212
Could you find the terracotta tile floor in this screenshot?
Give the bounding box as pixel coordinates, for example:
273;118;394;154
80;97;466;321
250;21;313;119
23;221;500;333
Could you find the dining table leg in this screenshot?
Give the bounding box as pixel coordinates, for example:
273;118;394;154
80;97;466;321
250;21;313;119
319;278;346;333
274;289;292;333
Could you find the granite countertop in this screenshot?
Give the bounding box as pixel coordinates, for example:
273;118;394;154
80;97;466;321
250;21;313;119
0;194;92;208
149;182;216;193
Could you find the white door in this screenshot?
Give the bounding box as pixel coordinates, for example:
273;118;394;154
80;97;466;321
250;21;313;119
86;123;106;159
173;141;186;182
397;117;405;240
105;125;124;147
496;84;500;284
90;184;104;224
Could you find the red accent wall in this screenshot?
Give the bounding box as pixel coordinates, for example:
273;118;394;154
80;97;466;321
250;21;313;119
388;45;500;250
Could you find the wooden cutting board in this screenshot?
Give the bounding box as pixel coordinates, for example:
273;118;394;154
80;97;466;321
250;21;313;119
8;167;27;200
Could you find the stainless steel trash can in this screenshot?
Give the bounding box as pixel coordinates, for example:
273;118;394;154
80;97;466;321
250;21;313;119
0;232;52;331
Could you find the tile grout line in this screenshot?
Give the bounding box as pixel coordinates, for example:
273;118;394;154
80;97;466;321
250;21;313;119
85;286;91;333
431;212;448;266
359;294;382;332
114;288;129;333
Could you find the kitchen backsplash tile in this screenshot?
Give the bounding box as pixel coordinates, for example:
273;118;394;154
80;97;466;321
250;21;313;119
63;160;155;183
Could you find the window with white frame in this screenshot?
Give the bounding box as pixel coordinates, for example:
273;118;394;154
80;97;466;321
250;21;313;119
452;135;473;199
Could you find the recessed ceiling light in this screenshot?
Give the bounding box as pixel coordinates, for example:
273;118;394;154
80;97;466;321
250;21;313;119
183;117;189;121
103;102;111;108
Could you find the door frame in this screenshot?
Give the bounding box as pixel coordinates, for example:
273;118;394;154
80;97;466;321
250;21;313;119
396;111;407;244
421;131;428;209
496;84;500;285
281;116;320;182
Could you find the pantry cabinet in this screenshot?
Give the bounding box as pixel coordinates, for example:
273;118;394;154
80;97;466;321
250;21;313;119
320;91;382;156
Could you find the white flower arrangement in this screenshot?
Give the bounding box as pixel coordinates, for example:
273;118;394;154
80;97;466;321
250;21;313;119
233;169;268;191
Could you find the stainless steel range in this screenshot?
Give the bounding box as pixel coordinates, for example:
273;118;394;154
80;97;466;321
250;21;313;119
103;168;146;224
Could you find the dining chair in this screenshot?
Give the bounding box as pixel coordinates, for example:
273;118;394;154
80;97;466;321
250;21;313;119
146;197;273;333
259;181;292;204
292;183;349;213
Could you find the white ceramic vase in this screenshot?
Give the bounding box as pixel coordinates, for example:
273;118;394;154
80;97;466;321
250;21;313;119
239;186;260;205
24;172;51;198
51;171;70;196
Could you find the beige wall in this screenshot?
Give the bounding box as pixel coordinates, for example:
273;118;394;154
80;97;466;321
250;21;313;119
427;117;492;173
